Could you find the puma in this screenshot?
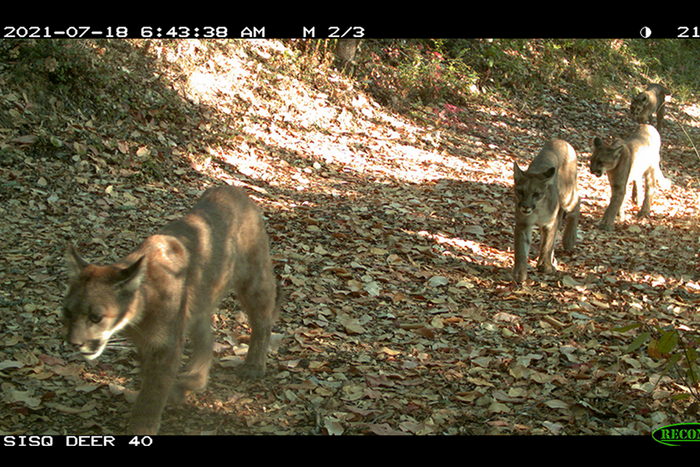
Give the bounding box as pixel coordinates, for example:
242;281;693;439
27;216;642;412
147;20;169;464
63;185;281;435
590;124;670;230
631;84;669;129
512;139;580;283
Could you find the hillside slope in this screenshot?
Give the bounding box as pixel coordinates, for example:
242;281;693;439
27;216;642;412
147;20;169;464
1;39;700;436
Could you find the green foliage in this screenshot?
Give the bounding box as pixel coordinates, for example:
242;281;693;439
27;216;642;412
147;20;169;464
625;40;700;100
614;322;700;402
0;40;102;99
355;39;700;110
356;39;478;109
395;42;476;105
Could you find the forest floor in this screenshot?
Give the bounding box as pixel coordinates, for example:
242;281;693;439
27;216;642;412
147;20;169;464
2;39;700;439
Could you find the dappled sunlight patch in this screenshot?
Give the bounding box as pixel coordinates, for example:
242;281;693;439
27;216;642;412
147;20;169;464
412;229;510;268
681;103;700;128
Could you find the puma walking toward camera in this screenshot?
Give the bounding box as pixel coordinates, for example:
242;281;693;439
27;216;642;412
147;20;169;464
631;84;669;129
590;124;670;230
63;185;281;435
512;139;580;283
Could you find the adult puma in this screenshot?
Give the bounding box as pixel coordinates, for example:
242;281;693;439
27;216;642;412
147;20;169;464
63;185;280;435
512;139;580;283
590;124;670;230
631;84;669;129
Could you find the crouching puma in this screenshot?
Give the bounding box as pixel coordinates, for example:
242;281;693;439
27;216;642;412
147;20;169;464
590;124;670;230
63;185;281;435
512;139;580;283
631;84;669;129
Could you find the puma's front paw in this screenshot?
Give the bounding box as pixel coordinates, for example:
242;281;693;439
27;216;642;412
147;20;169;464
127;420;160;436
235;362;266;379
637;207;651;218
168;383;188;405
512;266;527;283
598;220;614;231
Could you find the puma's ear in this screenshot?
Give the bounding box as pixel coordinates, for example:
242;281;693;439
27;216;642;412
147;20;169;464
513;162;524;181
592;136;604;149
66;243;89;282
541;166;556;182
610;139;625;149
116;256;147;294
610;139;626;157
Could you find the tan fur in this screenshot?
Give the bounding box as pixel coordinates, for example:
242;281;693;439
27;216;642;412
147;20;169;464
630;84;669;129
512;139;580;283
63;185;280;435
590;124;670;230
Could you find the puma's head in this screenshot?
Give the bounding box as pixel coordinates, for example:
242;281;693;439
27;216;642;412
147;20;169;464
630;93;651;123
63;244;146;360
513;163;556;216
590;137;624;177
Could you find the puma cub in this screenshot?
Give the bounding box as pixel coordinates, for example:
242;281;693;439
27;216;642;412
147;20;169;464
631;84;669;129
590;124;670;230
63;185;280;435
512;139;580;283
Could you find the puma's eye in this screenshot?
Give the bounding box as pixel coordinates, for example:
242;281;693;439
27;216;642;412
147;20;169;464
88;313;103;324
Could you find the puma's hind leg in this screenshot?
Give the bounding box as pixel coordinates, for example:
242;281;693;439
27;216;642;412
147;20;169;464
638;168;655;218
234;272;279;379
562;199;580;251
